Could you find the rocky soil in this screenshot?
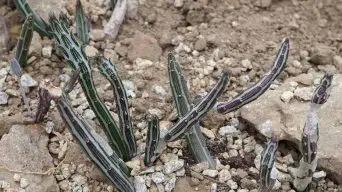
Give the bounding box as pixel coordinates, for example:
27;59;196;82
0;0;342;192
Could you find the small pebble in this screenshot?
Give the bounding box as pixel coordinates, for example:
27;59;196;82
20;178;29;188
280;91;293;103
42;46;52;58
202;169;218;178
13;174;21;182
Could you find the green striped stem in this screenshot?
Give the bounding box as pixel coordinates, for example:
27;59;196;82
167;53;215;169
96;56;136;157
293;74;333;191
59;13;70;28
57;94;134;192
164;70;228;142
14;0;53;38
15;14;33;68
217;38;289;114
144;115;160;166
48;14;130;161
76;0;90;44
259;137;278;192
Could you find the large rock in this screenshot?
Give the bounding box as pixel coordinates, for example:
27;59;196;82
27;0;63;21
0;125;59;191
239;74;342;184
127;31;162;62
0;114;33;137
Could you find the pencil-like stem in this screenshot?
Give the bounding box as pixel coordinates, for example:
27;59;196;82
167;53;216;168
217;38;289;114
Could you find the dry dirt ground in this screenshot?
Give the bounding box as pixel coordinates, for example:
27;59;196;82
0;0;342;191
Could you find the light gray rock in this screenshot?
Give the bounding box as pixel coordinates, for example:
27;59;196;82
227;180;238;189
201;127;215;139
174;0;184;8
240;74;342;184
27;0;63;21
20;74;37;88
85;45;99;57
163;159;184;174
202;169;218;178
122;80;136;98
333;55;342;72
151;172;165;184
0;125;59;192
134;176;147;192
164;177;176;192
293;87;315;101
90;29;105;41
218;169;231;183
313;170;326;180
152;85;167;96
280;91;293;103
219;125;239;136
42;46;52;58
0;91;8;105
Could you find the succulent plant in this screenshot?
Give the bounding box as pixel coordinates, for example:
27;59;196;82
75;0;90;44
48;13;132;160
216;38;289;114
165;54;228;168
14;0;53;38
259;137;278;192
15;14;34;68
36;11;227;190
292;74;333;191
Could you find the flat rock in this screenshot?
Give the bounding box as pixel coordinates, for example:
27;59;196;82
128;31;162;62
27;0;63;21
0;125;58;192
310;44;334;65
240;74;342;184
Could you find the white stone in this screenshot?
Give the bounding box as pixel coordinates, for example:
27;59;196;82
313;170;326;180
173;0;184;7
294;87;314;101
152;85;167;96
0;91;8;105
201;127;215;139
218;169;231;182
134;176;147;192
21;74;38;87
13;174;21;182
45;121;55;134
227;180;238;189
20;178;29;188
83;109;96;120
164;177;176;192
241;59;253;69
202;169;218;177
85;45;99;57
42;46;52;58
210;183;217;192
90;29;105;41
280;91;293;103
151;172;165;184
219;125;239;136
163;159;184;174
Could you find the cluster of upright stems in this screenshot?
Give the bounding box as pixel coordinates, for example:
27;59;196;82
259;74;333;192
15;1;339;192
